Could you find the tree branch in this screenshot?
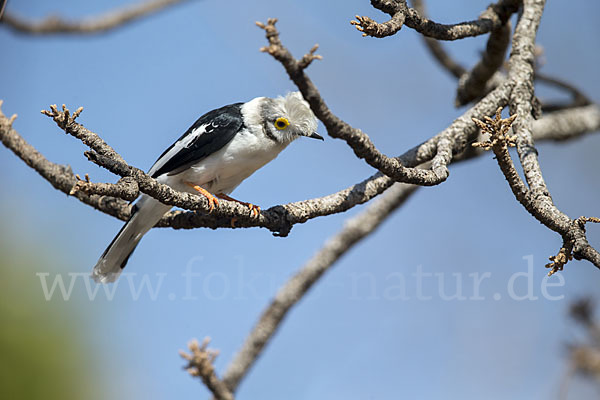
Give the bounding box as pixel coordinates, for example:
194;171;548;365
352;0;519;41
217;100;600;392
2;95;598;239
221;182;418;392
455;21;511;106
1;0;192;35
473;106;600;272
257;18;453;186
70;174;139;202
531;104;600;142
1;4;598;268
409;0;466;78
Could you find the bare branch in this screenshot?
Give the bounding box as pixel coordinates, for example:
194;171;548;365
257;18;455;186
473;105;600;272
70;174;139;202
353;0;519;41
456;21;511;106
410;0;466;78
350;11;406;38
42;105;126;164
0;101;133;221
3;84;597;237
501;0;600;268
218;101;600;392
412;1;588;113
180;338;234;400
508;0;549;196
532;104;600;142
222;182;418;392
1;0;193;35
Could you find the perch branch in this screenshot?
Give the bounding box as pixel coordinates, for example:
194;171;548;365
1;97;598;237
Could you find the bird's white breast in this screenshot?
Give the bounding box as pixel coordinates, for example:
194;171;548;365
169;126;289;195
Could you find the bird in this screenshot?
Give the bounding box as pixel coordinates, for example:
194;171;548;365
92;92;322;283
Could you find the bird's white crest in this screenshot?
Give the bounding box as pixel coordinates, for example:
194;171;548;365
242;91;318;143
276;91;318;136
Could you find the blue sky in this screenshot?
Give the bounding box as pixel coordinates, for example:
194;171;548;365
1;1;600;399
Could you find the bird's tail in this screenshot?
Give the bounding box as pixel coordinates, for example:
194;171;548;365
92;195;171;283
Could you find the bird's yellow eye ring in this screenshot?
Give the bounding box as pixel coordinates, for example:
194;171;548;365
274;117;290;130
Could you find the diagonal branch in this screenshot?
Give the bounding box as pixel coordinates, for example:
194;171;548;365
218;101;600;393
409;0;466;78
257;18;454;186
473;106;600;272
1;0;193;35
221;182;418;393
455;20;511;106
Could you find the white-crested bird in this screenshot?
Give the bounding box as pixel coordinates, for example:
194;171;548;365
93;92;321;283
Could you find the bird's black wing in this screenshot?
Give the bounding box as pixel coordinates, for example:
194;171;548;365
148;103;244;178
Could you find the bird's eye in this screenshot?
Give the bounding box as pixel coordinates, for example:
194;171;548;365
274;117;290;130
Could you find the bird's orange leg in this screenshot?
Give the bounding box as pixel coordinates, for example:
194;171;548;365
216;193;261;218
185;182;219;213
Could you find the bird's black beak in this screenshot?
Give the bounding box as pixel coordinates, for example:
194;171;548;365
308;132;324;141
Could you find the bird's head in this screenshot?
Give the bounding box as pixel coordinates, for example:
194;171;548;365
260;92;322;143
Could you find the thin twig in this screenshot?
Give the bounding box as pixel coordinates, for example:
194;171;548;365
456;21;512;106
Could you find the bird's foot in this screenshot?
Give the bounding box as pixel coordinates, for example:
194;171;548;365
217;193;261;218
185;182;219;213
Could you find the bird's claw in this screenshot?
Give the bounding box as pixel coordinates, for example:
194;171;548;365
185;182;219;213
217;193;260;218
247;204;260;218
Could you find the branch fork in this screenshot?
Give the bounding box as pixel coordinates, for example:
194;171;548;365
547;217;600;276
256;19;322;71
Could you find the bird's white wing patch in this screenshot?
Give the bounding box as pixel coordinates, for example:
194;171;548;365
148;124;208;177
